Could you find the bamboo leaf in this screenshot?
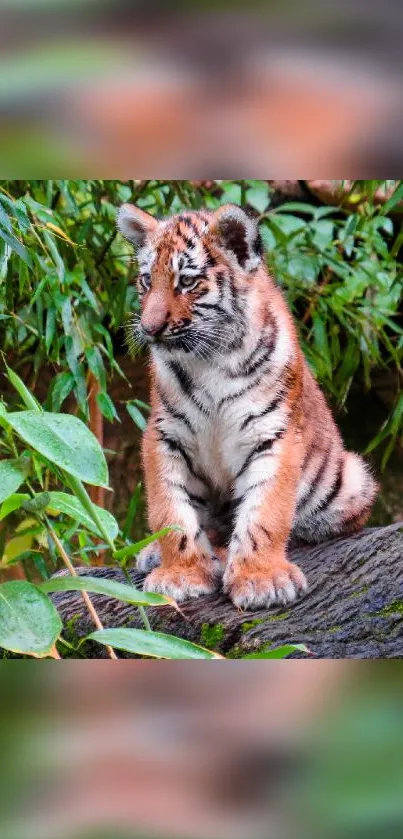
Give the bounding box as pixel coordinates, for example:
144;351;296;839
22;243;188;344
41;575;176;610
88;627;224;659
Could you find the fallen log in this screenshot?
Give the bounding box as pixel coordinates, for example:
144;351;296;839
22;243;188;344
53;523;403;659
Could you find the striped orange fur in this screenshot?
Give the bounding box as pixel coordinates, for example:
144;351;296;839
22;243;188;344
117;202;378;609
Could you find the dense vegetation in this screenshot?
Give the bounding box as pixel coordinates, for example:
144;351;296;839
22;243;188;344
0;179;402;658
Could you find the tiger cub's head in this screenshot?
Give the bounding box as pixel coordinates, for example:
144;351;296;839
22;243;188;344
117;203;263;358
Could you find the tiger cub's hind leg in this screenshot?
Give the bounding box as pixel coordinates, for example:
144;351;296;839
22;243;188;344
293;451;377;543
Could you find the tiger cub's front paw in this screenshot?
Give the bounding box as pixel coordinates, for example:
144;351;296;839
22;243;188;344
143;561;220;603
223;558;307;610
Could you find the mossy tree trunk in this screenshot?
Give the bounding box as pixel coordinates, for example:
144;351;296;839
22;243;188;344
53;524;403;658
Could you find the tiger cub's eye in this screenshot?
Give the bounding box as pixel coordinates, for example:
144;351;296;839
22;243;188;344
179;275;199;291
139;274;151;291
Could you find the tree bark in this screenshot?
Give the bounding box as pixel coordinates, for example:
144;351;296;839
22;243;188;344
53;523;403;659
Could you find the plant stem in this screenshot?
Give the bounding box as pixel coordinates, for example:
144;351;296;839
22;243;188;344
119;561;151;631
45;517;118;660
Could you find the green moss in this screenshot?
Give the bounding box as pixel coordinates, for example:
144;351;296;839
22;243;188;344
376;600;403;618
200;623;225;650
241;617;267;632
241;612;290;632
265;611;290;623
347;585;368;600
327;625;342;633
56;613;83;658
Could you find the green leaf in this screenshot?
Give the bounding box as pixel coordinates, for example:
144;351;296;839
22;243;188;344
97;392;120;423
246;181;270;214
243;643;311;659
5;364;42;411
0;459;28;503
0;493;30;521
41;575;175;610
87;628;224;659
45;307;56;352
0;227;33;267
382;181;403;214
6;410;108;487
86;346;106;391
0;580;62;657
113;526;182;563
126;401;147;431
50;371;75;411
61;297;73;335
47;491;118;541
274;202;317;215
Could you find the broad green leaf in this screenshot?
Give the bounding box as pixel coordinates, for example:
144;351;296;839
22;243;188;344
243;644;311;659
6;411;108;486
274;202;317;215
0;492;30;520
0;459;28;502
220;182;242;205
47;491;118;541
246;181;270;214
41;575;176;609
87;628;224;659
0;580;62;657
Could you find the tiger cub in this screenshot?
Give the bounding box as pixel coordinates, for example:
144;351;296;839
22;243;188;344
117;202;377;609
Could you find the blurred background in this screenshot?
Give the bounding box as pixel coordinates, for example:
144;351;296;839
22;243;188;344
0;0;403;175
1;661;403;839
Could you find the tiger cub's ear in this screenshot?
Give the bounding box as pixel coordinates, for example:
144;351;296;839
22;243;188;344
117;204;158;247
211;204;263;272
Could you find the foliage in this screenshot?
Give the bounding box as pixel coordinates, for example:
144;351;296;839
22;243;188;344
0;179;402;657
0;369;218;658
1;179;402;459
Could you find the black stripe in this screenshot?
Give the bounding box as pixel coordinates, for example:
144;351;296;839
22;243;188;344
178;535;188;552
240;394;283;430
232;338;277;379
247;528;258;551
242;480;267;498
169;360;194;396
157;387;195;433
169;361;210;414
217;377;260;409
179;216;200;238
313;461;343;515
259;525;272;541
158;431;199;480
193;302;228;317
297;448;331;511
301;439;316;471
187;491;207;507
235;437;280;479
203;246;216;269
